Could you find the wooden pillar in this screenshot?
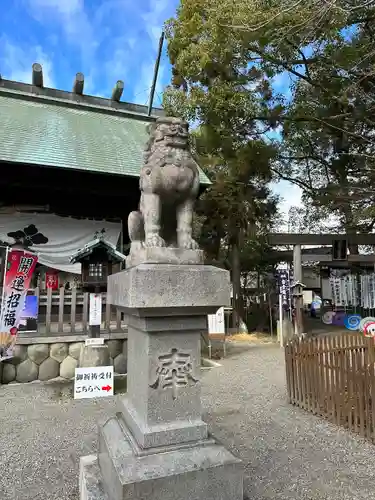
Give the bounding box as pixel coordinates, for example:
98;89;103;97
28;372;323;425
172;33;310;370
293;244;305;336
293;244;302;282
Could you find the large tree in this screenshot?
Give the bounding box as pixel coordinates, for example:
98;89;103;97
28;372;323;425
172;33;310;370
165;0;375;238
164;3;281;326
275;18;375;248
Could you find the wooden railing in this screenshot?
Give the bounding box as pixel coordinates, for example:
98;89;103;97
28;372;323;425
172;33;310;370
285;332;375;442
24;287;127;336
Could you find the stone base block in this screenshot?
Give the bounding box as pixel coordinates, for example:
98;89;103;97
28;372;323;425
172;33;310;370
108;263;231;313
126;247;204;268
80;455;109;500
118;396;208;448
79;345;110;368
80;417;243;500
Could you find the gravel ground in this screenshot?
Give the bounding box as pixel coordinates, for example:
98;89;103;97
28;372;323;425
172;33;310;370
1;344;375;500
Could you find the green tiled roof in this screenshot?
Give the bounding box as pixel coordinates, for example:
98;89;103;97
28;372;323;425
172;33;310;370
0;93;211;184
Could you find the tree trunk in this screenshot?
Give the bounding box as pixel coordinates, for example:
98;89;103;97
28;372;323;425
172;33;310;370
231;236;242;330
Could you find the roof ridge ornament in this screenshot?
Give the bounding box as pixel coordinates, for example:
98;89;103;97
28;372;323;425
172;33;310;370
73;72;84;95
32;63;43;88
94;229;106;241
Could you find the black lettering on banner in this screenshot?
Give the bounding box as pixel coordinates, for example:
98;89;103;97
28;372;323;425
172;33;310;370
18;257;34;275
6;292;21;309
11;276;25;292
3;310;16;327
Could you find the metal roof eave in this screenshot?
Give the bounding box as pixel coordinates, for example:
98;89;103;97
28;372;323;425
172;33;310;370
70;238;126;264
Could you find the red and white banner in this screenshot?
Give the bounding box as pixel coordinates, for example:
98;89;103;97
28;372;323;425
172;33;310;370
0;250;38;361
46;271;59;290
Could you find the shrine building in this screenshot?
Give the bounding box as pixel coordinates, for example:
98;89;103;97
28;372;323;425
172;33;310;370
0;64;210;384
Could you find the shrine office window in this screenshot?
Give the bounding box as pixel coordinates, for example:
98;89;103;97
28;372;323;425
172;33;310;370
89;263;103;278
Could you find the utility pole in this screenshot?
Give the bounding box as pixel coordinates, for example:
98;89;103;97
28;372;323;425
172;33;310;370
147;31;165;116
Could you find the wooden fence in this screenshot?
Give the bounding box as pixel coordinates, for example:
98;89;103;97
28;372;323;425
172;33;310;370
285;332;375;442
23;287;127;336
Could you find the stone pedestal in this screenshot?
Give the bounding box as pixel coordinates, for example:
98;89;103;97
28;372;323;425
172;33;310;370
79;345;111;368
79;262;243;500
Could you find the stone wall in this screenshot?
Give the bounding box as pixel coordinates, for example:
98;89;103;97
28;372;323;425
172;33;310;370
1;339;127;384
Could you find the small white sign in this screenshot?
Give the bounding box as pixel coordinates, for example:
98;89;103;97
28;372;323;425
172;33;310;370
85;337;105;347
74;365;114;400
303;290;313;304
89;293;102;326
208;307;225;334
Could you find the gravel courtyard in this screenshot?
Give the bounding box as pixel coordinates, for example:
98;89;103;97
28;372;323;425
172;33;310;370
1;343;375;500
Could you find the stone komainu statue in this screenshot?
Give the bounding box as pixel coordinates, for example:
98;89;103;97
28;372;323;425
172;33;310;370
128;117;200;253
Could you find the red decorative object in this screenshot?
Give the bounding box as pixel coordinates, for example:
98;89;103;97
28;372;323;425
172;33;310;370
46;272;59;290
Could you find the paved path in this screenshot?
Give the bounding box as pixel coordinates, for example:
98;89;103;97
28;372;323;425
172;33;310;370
1;344;375;500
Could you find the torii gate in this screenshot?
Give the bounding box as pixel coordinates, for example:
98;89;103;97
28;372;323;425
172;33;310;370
268;233;375;336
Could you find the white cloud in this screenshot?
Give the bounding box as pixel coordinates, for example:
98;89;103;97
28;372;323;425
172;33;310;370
29;0;83;16
272;180;302;218
0;37;55;87
129;0;170;105
27;0;97;61
141;0;170;44
132;61;166;106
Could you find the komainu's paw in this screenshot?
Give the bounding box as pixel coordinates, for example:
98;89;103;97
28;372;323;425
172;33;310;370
145;234;166;248
178;234;200;250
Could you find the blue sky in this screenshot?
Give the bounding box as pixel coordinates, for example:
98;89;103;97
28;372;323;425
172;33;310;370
0;0;300;219
0;0;173;106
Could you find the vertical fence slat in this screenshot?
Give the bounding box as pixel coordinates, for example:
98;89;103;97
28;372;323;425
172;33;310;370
307;339;313;413
70;287;77;333
304;340;309;412
291;341;296;405
58;287;65;333
322;335;329;418
34;286;40;333
341;334;346;425
105;297;111;332
332;335;338;424
364;338;371;440
293;340;302;406
45;286;52;334
292;339;298;404
343;333;350;430
312;336;319;415
116;309;122;331
82;292;89;334
284;344;293;403
353;339;360;435
330;335;335;422
359;343;366;438
315;337;324;415
368;339;375;443
348;333;355;433
297;339;304;409
319;335;326;416
337;334;343;426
